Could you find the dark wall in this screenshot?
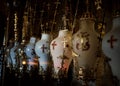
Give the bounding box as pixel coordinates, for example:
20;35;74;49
0;0;120;46
0;12;6;48
0;0;6;48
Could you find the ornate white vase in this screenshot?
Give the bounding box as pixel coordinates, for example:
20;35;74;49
10;41;19;69
24;36;38;71
50;29;73;77
102;11;120;83
72;12;99;69
35;33;51;73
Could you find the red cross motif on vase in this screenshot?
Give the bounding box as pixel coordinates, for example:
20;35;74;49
51;41;57;50
107;35;117;48
41;44;47;53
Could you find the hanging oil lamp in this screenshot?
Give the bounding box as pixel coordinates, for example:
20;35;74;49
10;12;19;70
72;0;99;70
22;11;38;72
24;36;38;71
6;39;14;69
50;14;73;78
102;10;120;83
35;23;51;75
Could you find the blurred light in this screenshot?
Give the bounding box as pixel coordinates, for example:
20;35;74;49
22;60;26;65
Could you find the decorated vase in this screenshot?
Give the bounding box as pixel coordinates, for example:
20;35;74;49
102;11;120;83
50;29;73;77
24;36;38;71
10;41;19;69
72;12;99;69
35;33;51;73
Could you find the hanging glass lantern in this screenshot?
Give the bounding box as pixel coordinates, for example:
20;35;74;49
35;24;51;75
25;37;36;58
50;29;73;78
102;10;120;82
50;15;73;78
72;11;99;69
10;41;19;70
24;36;38;71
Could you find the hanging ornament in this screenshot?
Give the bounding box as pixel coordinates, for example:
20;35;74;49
102;10;120;82
72;0;99;69
10;41;19;70
35;23;51;75
50;15;73;78
10;12;19;70
24;36;38;71
5;40;14;69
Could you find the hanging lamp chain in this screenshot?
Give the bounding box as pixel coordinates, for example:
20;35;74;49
72;0;79;34
51;0;60;40
14;12;18;42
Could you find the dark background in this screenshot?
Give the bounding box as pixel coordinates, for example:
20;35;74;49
0;0;120;48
